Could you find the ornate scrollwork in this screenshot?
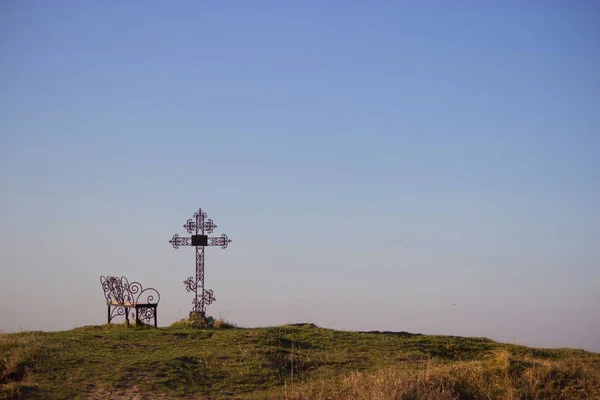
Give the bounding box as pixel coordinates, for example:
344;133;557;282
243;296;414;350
183;276;197;292
169;234;191;249
184;210;217;235
203;289;216;305
193;209;208;220
170;207;232;316
133;286;161;305
183;218;198;234
109;306;127;322
132;307;156;324
209;233;232;249
101;275;134;304
203;219;217;234
100;275;160;326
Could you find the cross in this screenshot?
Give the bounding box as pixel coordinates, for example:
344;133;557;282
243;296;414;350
169;208;232;318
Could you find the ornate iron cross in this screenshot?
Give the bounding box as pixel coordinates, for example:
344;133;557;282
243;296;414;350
169;208;231;317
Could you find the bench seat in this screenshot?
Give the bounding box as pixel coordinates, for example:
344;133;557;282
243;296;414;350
100;276;161;328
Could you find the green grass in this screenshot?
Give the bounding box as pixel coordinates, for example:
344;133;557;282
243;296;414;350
1;322;599;399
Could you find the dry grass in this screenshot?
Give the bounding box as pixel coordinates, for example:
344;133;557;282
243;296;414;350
1;324;598;399
213;318;235;330
0;333;45;385
278;350;600;400
169;313;236;330
0;333;47;400
86;385;182;400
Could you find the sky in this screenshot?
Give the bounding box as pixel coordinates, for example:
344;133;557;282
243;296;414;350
1;1;599;352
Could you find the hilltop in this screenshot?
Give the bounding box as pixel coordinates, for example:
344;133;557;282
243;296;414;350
1;322;599;399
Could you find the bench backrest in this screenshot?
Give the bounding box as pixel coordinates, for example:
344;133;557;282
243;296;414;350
100;276;160;305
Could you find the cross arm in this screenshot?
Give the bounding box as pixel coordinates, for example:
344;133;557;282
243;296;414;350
169;234;191;249
169;233;232;249
208;234;232;249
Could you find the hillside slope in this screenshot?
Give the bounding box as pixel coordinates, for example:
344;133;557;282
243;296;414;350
1;323;599;399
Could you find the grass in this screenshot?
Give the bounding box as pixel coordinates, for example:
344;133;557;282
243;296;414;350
1;321;598;399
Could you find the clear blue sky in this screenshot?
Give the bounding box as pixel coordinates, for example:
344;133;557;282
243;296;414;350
1;1;599;351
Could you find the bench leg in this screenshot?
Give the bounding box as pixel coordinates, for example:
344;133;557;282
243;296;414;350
154;305;157;328
107;305;111;325
125;307;130;327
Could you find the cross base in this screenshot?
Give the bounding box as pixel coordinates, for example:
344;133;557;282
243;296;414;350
189;311;206;319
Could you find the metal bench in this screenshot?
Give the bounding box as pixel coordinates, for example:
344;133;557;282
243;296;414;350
100;275;161;328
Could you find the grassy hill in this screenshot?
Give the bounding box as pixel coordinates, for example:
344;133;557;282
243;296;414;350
1;320;599;399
